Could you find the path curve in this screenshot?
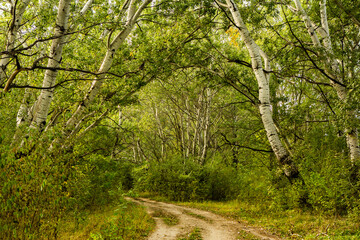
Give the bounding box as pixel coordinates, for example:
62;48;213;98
127;197;282;240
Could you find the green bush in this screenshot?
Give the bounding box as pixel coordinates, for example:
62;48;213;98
133;155;253;201
89;201;154;240
268;139;360;214
72;155;133;206
0;142;70;239
138;156;207;201
0;135;134;239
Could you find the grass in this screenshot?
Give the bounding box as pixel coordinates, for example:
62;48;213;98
57;199;155;240
152;209;180;226
237;230;262;240
178;227;203;240
182;210;213;223
177;200;360;239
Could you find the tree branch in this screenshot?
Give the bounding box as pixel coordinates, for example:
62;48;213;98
282;6;347;88
220;132;273;153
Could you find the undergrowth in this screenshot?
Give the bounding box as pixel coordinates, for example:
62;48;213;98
58;200;155;240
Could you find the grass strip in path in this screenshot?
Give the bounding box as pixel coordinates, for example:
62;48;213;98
152;208;180;226
178;227;203;240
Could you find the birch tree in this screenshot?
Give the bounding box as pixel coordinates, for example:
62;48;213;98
64;0;152;136
29;0;72;131
219;0;300;179
290;0;360;164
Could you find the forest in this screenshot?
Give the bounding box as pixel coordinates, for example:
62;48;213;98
0;0;360;239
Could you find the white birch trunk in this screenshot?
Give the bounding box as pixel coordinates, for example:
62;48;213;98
294;0;360;163
180;112;185;156
185;97;191;158
225;0;299;178
200;88;212;165
25;0;93;132
65;0;152;132
154;105;165;158
12;88;32;146
192;94;203;156
0;0;31;86
29;0;72;131
80;0;93;15
16;88;32;127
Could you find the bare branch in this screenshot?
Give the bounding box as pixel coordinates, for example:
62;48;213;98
220;132;273;153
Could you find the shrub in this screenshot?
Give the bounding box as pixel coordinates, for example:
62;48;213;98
89;201;154;240
134;155;256;201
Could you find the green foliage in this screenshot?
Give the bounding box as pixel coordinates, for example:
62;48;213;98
0;142;70;239
134;156;210;201
267;131;360;214
75;154;133;206
1;0;360;237
133;154;265;202
0;132;134;238
89;201;154;240
237;230;262;240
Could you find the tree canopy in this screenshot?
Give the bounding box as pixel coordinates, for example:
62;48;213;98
1;0;360;238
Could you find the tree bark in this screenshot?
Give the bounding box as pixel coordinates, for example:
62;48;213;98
29;0;72;131
225;0;299;179
192;94;203;156
293;0;360;164
154;104;166;158
200;88;212;165
65;0;152;133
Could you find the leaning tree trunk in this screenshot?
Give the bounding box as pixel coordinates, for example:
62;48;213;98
224;0;300;179
15;0;93;136
293;0;360;164
29;0;72;131
64;0;152;134
0;0;31;86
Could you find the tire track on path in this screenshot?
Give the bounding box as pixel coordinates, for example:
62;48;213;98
126;197;282;240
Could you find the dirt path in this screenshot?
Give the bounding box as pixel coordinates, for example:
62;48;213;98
127;198;282;240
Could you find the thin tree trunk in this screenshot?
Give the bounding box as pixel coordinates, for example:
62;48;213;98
225;0;299;179
192;94;202;156
293;0;360;164
154;104;165;158
16;88;31;127
65;0;151;133
180;112;186;157
185;97;191;158
28;0;96;132
200;88;212;165
12;88;32;146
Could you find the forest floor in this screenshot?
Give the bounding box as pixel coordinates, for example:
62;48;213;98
127;197;282;240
